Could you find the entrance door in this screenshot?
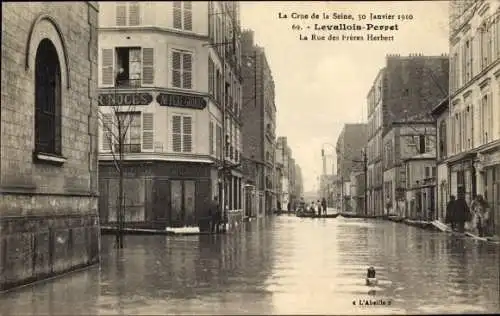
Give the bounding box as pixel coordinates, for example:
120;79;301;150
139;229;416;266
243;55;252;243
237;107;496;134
170;180;197;227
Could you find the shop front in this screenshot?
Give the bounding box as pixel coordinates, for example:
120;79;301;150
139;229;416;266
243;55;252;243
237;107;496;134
447;152;477;205
477;143;500;237
98;160;215;230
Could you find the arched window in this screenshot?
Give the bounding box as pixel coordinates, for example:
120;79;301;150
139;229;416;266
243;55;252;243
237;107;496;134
35;39;62;155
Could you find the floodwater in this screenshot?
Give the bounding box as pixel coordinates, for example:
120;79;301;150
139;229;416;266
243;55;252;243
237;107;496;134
1;214;499;315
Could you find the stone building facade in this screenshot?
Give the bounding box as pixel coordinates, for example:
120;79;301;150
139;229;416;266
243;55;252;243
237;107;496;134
1;2;100;291
97;2;244;230
448;0;500;237
383;122;437;217
367;54;449;216
241;30;277;215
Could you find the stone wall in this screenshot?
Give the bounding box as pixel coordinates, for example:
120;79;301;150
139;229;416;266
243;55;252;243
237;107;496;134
1;2;100;291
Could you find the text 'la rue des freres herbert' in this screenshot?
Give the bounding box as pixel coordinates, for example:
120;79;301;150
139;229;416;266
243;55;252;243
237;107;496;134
278;11;415;42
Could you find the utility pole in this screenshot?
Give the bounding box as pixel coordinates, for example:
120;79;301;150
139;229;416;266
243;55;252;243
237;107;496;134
363;149;368;216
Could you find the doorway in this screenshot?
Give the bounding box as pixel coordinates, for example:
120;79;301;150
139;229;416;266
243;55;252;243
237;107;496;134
170;180;196;227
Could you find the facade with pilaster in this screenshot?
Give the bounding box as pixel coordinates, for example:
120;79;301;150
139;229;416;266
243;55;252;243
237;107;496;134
97;1;244;230
448;0;500;237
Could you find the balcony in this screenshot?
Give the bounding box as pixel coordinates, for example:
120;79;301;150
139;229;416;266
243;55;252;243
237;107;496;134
115;78;142;89
113;143;141;153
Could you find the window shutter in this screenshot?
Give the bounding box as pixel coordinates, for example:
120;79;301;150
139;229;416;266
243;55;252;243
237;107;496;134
208;56;214;96
101;114;114;152
173;2;182;29
209;121;214;155
172;51;181;88
183;2;193;31
488;91;493;140
172;115;182;152
182;53;192;89
183;116;192;152
142;113;154;151
116;3;126;26
129;2;140;26
101;49;114;87
142;48;154;85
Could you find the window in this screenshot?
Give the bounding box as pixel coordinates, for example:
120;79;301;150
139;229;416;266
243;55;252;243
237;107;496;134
419;134;425;154
172;115;193;153
116;2;141;26
208;56;215;96
35;39;62;156
439;120;447;159
101;47;154;87
209;120;215;155
116;112;141;153
171;50;193;89
481;93;493;144
173;1;192;31
399;168;406;187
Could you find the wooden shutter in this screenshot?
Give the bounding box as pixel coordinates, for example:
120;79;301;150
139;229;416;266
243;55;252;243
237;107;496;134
172;115;182;152
182;53;192;89
116;3;126;26
183;116;192;152
129;2;140;26
101;114;114;152
142;48;154;85
101;49;114;86
208;56;214;96
183;2;193;31
173;1;182;29
209;120;214;155
142;113;154;151
488;91;493;141
172;51;181;88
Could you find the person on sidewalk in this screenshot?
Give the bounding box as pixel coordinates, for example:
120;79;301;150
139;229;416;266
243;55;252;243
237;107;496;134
317;200;322;216
445;195;456;230
471;195;490;237
453;195;472;233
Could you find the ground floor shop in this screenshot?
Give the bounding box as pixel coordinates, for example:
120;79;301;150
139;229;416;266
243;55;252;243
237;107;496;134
436;163;449;222
367;188;383;216
405;183;436;220
448;152;477;205
477;143;500;237
98;160;243;230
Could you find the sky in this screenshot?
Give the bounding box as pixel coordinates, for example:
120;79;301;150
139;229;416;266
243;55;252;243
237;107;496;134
240;1;450;193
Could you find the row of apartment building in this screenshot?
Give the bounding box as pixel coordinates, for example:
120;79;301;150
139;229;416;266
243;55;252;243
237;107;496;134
0;1;303;291
274;137;304;211
335;0;500;238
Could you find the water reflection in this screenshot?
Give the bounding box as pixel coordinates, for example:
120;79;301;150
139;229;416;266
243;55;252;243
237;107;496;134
0;216;498;315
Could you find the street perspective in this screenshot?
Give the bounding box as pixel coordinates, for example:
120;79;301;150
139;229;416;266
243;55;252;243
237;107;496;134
2;1;500;315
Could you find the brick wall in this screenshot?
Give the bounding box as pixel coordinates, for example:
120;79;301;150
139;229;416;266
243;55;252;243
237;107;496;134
1;2;99;291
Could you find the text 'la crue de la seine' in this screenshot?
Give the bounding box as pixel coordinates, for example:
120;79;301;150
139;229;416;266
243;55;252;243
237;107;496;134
278;11;415;42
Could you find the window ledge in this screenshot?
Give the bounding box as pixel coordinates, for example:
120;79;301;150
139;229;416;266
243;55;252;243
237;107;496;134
33;152;67;166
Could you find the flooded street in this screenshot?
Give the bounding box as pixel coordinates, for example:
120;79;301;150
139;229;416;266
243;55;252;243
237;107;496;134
1;215;499;315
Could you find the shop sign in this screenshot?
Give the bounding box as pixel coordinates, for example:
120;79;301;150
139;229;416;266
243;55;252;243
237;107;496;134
98;93;153;106
157;93;207;110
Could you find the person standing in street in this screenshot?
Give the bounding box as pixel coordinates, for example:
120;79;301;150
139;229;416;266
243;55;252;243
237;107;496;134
321;198;327;215
208;196;220;234
453;195;471;233
445;195;456;230
471;194;490;237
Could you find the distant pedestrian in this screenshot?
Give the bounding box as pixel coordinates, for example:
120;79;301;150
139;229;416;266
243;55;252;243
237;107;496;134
208;196;220;234
321;198;327;215
453;195;472;233
445;195;456;230
287;202;291;212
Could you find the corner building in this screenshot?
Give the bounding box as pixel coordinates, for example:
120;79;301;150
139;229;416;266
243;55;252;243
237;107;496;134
97;2;244;229
1;2;100;291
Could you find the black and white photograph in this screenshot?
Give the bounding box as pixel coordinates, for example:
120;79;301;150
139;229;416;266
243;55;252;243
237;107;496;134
1;0;499;314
